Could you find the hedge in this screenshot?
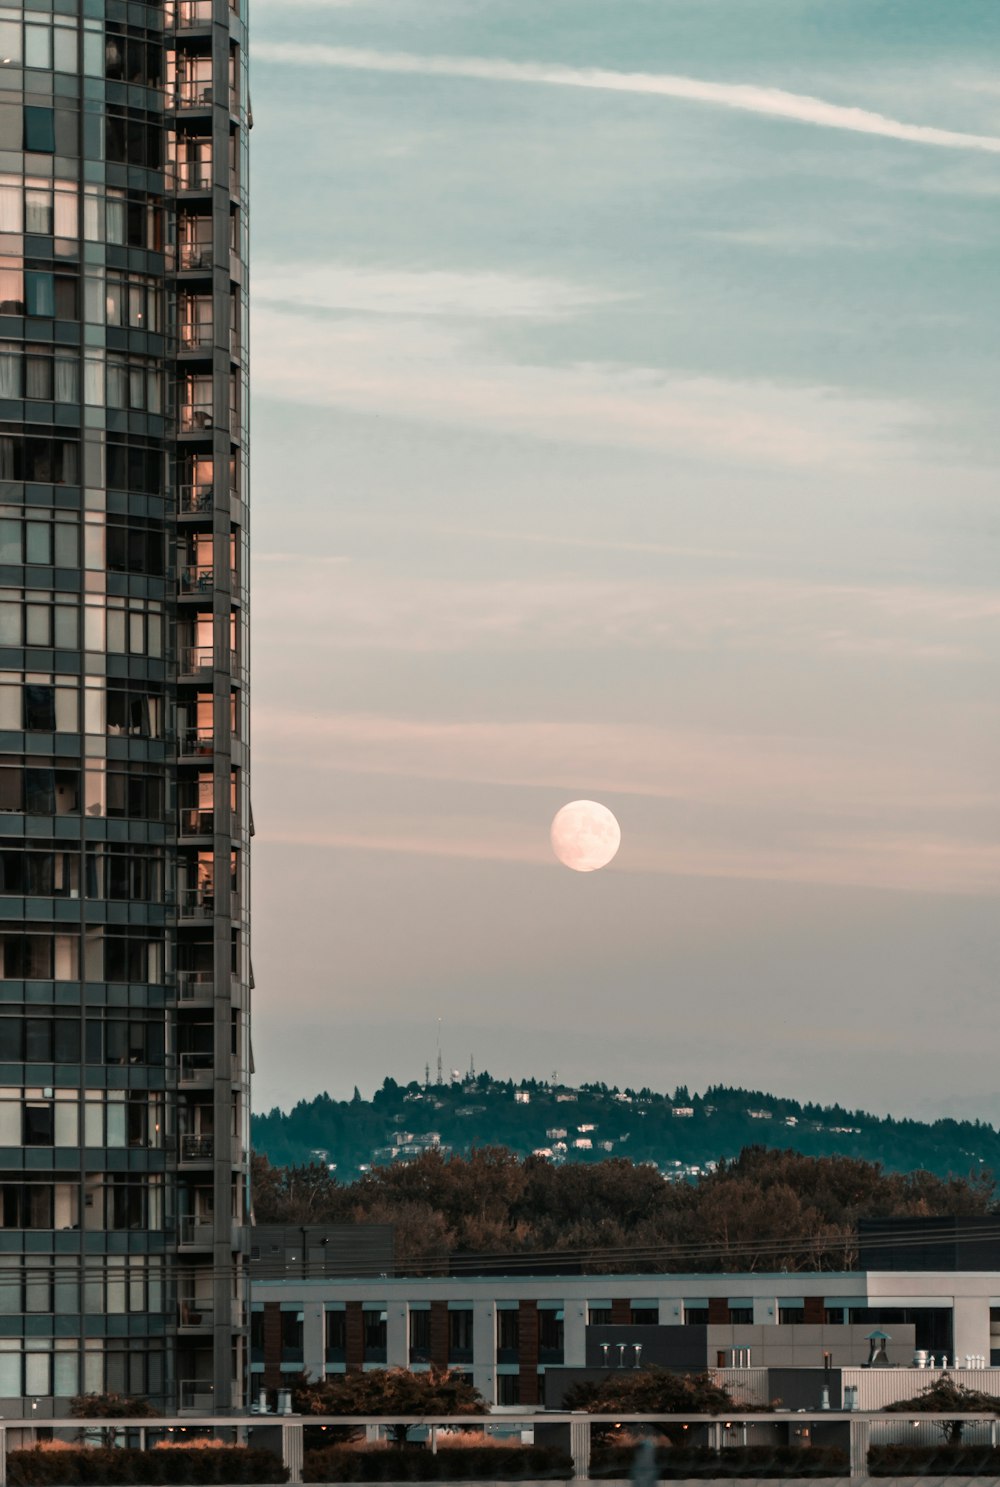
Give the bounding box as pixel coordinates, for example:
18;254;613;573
303;1445;574;1482
869;1443;1000;1476
8;1447;288;1486
589;1445;849;1479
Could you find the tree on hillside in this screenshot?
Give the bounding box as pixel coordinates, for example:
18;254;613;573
883;1375;1000;1444
292;1366;486;1444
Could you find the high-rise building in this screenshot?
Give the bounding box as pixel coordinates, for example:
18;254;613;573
0;0;251;1414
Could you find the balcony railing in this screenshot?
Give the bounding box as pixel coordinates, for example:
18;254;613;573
178;1303;214;1329
178;971;213;1000
179;564;239;593
179;1051;214;1084
178;1380;215;1413
179;807;213;835
179;323;213;350
180;405;213;432
170;0;214;26
179;889;214;919
179;730;214;756
179;483;213;513
180;1133;214;1161
177;1216;215;1247
172;85;213;109
180;645;213;672
179;243;212;271
176;161;213;191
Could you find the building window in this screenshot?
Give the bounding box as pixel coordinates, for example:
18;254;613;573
588;1307;612;1326
325;1309;345;1364
538;1308;564;1364
280;1311;303;1364
729;1307;754;1325
250;1309;264;1365
496;1374;520;1406
631;1306;659;1326
363;1309;386;1363
409;1309;431;1365
778;1305;805;1325
497;1309;519;1364
684;1302;710;1325
448;1308;473;1365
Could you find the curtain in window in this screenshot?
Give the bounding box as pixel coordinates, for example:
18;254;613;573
25;356;51;400
0;347;18;398
25;273;54;317
0;179;21;232
53;187;77;239
24;188;52;235
54;357;78;403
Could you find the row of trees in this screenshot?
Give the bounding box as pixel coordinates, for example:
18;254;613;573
251;1144;997;1273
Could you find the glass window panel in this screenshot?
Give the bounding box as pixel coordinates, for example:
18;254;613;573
25;357;51;400
128;365;144;409
54;1353;78;1397
0;267;22;314
54;358;78;403
128;613;143;653
54;1101;76;1144
54;188;77;239
0;349;18;399
25;605;51;646
0;1103;17;1142
0;684;18;729
25;273;55;317
107;610;125;652
106;196;124;245
0;520;19;562
54;686;76;731
0;23;22;66
24;108;55;154
25;524;50;564
53;605;76;649
53;26;77;74
84;356;103;405
25;27;52;71
53;524;76;568
25;1352;50;1397
83;1103;102;1146
25;189;52;236
0;603;18;644
0;1354;19;1394
106;1102;125;1148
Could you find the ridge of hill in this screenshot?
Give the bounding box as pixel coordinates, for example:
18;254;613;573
251;1075;998;1182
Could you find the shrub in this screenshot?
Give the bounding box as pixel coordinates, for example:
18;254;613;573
869;1443;1000;1476
8;1446;288;1486
302;1443;573;1482
588;1444;849;1479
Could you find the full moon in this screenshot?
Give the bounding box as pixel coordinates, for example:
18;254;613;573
550;800;621;873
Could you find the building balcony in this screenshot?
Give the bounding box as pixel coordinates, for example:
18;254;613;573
178;1381;215;1415
178;730;215;759
178;243;213;272
180;1133;214;1164
179;483;214;514
178;1303;214;1331
178;971;214;1003
178;1216;215;1249
179;564;239;595
171;84;214;111
179;645;213;675
180;405;214;433
179;807;213;837
179;1051;214;1086
178;889;214;921
179;324;214;353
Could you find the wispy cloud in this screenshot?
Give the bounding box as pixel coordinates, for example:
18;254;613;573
252;562;1000;663
254;43;1000;155
254;305;914;465
254;262;621;320
255;712;1000;896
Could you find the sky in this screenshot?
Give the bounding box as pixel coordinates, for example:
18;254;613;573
247;0;1000;1123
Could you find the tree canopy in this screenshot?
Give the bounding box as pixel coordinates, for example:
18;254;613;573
884;1376;1000;1444
251;1143;996;1275
291;1366;486;1443
563;1367;736;1418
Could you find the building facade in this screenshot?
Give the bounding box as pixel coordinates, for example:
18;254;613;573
0;0;251;1414
249;1269;1000;1407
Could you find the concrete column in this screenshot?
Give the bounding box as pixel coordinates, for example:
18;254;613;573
473;1302;496;1403
387;1304;408;1371
848;1418;870;1479
753;1296;776;1326
570;1418;591;1479
564;1300;587;1367
953;1296;990;1362
303;1302;326;1381
282;1423;303;1484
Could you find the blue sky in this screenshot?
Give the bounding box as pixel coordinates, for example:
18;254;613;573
247;0;1000;1120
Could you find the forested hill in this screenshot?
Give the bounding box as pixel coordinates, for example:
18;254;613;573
250;1075;999;1182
